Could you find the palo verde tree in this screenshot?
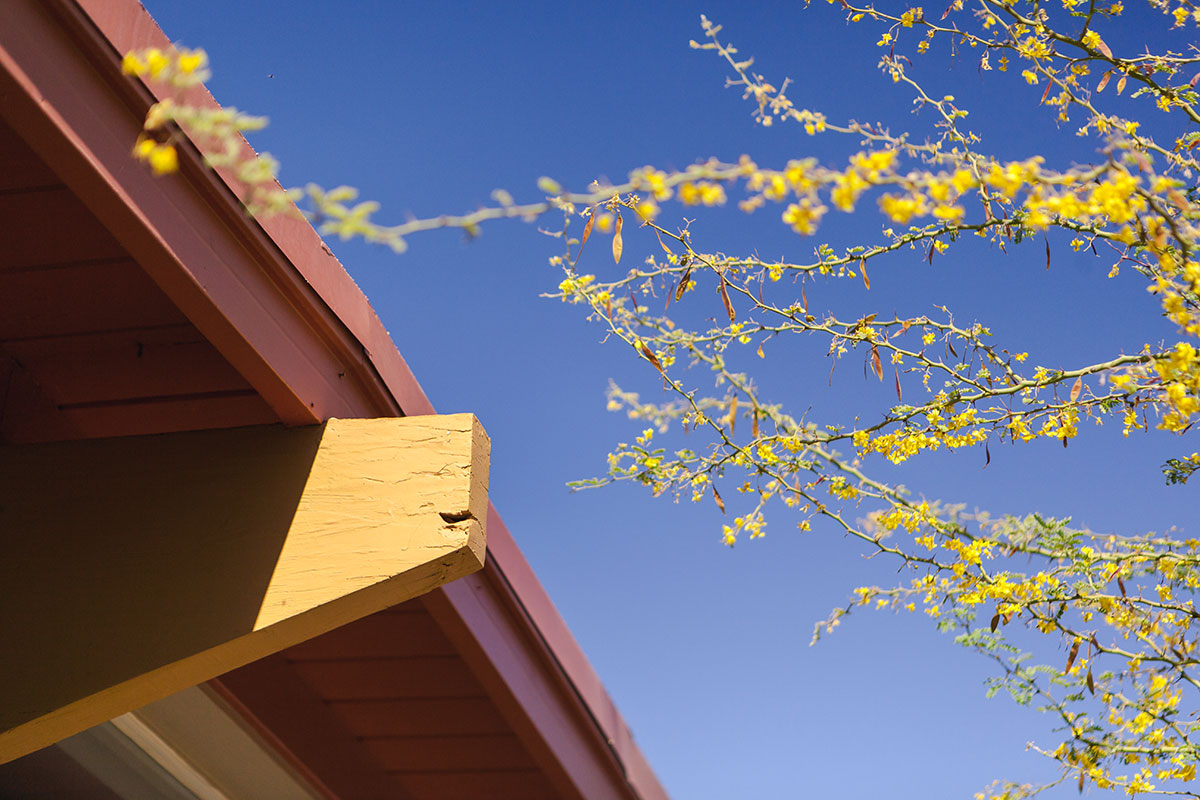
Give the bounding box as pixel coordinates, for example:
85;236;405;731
124;2;1200;796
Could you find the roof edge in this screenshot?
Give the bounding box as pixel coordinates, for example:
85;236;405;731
80;0;438;419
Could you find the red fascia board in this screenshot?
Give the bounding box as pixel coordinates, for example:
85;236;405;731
14;2;669;798
425;507;669;800
71;0;437;422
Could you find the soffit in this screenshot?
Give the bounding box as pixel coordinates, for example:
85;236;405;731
0;117;274;443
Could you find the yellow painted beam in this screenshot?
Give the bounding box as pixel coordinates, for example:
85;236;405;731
0;414;488;763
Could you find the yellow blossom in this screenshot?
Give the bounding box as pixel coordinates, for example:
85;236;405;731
121;51;147;75
144;48;170;78
635;201;659;221
782;199;827;235
832;170;869;212
148;144;178;175
879;193;928;224
177;49;207;75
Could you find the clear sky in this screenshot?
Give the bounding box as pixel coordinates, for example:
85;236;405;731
142;3;1196;797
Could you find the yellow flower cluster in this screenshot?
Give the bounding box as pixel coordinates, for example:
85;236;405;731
1152;342;1200;431
132;135;178;175
631;166;673;201
872;500;934;533
856;407;990;464
826;476;859;500
679;181;727;206
781;199;826;234
557;273;596;303
721;510;768;546
984;157;1043;200
122;46;209;87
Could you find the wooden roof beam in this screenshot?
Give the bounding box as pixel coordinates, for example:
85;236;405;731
0;414;488;764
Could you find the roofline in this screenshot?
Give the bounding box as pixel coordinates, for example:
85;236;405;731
2;2;668;797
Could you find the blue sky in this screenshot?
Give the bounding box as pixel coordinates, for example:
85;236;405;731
143;3;1196;797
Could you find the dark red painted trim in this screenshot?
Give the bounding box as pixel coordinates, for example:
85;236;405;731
0;0;400;427
462;511;668;800
72;0;438;422
423;506;668;800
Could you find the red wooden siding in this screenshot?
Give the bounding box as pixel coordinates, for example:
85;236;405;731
0;118;273;444
223;600;561;799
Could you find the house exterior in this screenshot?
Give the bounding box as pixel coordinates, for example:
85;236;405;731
0;2;667;798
